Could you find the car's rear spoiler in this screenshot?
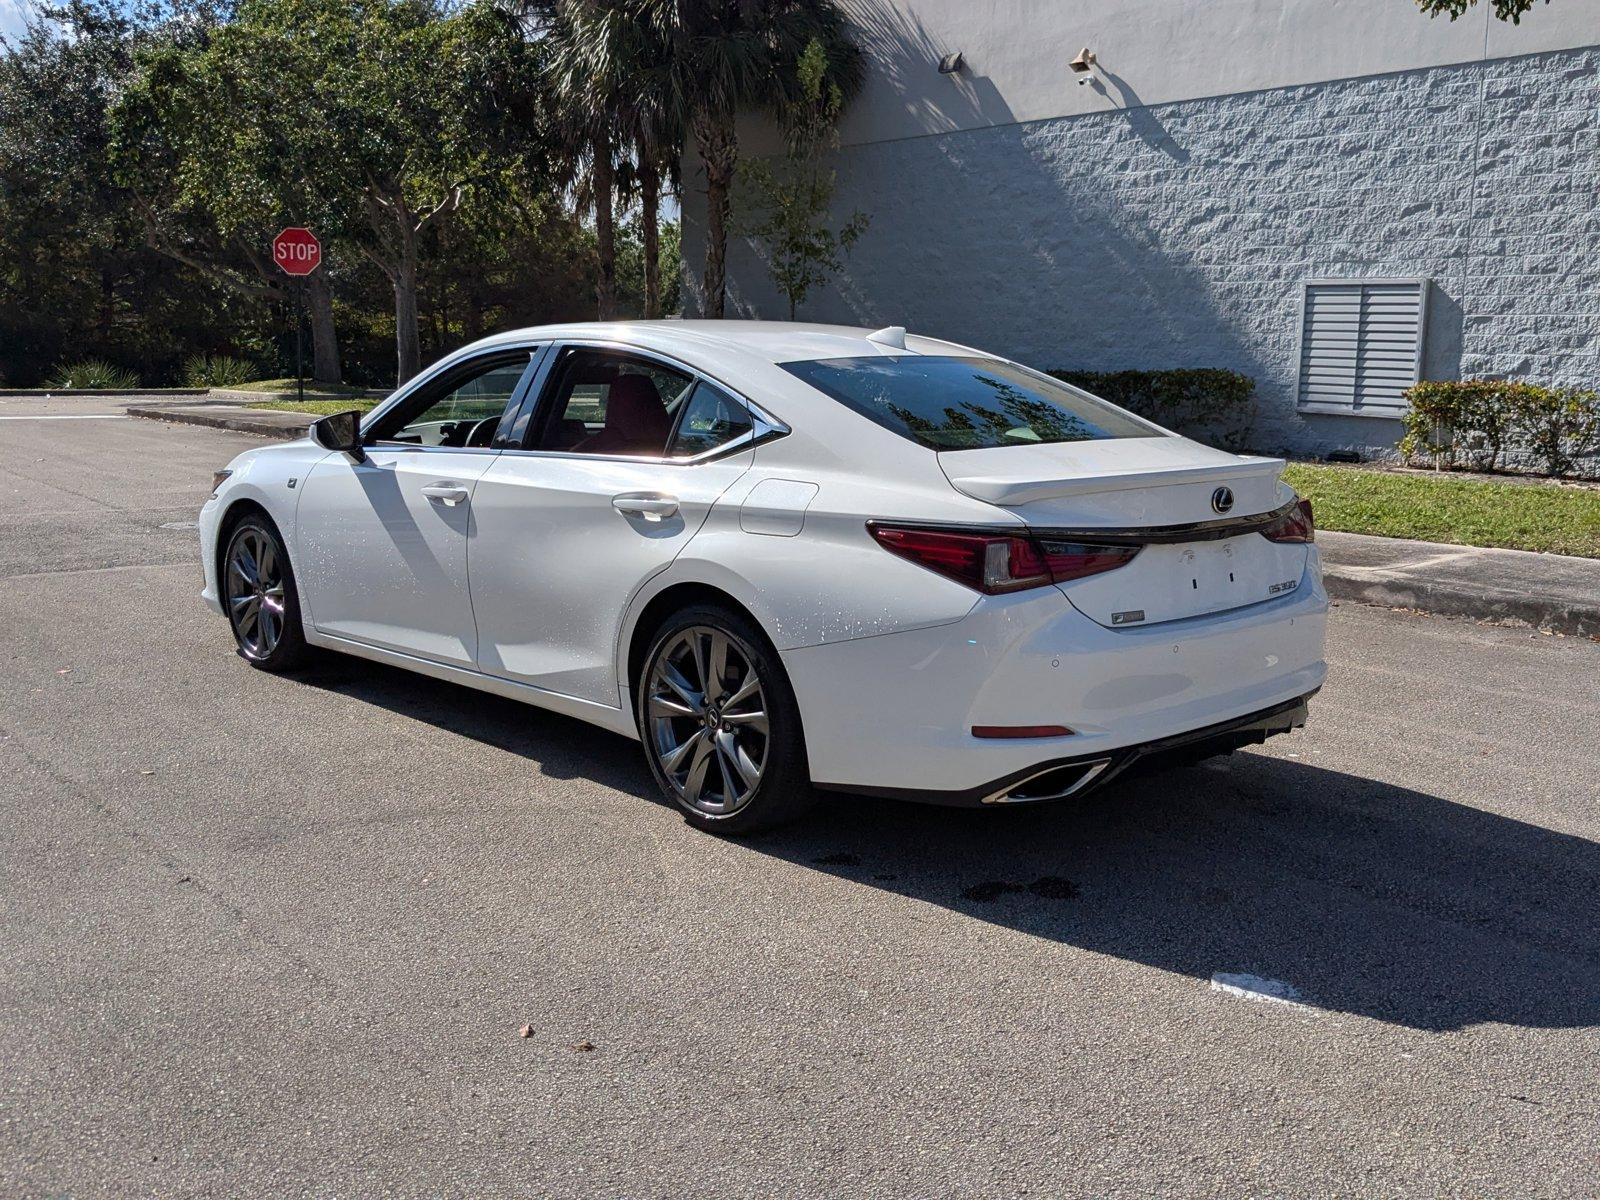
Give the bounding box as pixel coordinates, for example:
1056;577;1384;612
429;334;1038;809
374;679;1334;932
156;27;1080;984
942;456;1286;507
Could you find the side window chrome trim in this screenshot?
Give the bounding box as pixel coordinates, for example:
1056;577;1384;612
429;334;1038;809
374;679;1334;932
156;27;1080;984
496;428;763;467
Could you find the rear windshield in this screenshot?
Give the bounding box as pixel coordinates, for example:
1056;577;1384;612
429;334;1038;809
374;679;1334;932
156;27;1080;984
780;355;1161;451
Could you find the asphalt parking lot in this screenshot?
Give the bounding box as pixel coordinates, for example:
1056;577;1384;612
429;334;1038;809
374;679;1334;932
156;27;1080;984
3;399;1598;1197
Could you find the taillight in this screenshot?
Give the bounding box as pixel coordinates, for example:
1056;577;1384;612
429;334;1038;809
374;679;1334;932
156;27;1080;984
1260;497;1315;544
868;524;1138;595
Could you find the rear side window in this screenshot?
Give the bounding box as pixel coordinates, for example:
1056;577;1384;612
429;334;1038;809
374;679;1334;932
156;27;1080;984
669;381;752;458
780;355;1161;451
533;347;694;456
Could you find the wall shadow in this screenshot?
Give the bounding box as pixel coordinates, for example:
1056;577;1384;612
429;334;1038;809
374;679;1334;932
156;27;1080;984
298;655;1600;1035
1091;70;1190;163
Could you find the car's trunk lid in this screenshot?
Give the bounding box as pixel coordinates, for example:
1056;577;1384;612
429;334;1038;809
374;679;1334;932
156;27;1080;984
939;438;1310;628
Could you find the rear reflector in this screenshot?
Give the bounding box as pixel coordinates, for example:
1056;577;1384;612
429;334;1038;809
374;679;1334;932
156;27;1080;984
972;725;1075;739
868;524;1139;595
1260;497;1315;544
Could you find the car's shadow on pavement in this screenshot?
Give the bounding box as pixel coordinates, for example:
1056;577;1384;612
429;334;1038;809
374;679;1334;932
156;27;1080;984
304;658;1600;1034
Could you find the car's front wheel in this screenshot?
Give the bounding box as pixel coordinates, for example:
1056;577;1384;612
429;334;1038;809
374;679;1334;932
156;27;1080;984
636;605;813;834
222;513;312;672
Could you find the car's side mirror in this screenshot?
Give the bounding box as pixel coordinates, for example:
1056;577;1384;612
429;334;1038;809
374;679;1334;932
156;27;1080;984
310;410;367;462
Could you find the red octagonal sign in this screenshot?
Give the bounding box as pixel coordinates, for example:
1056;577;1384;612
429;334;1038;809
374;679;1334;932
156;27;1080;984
272;227;321;277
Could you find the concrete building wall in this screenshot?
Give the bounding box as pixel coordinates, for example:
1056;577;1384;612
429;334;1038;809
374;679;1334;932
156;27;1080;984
680;1;1600;456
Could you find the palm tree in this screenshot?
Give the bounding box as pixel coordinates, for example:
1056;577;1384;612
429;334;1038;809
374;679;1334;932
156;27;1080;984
530;1;629;319
641;0;863;318
538;1;681;319
526;0;860;321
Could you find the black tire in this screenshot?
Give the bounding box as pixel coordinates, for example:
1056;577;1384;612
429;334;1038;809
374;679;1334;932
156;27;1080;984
635;603;814;834
221;513;313;672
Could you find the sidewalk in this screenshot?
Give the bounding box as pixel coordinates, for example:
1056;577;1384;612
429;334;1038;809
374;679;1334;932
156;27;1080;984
122;403;1600;636
1318;531;1600;638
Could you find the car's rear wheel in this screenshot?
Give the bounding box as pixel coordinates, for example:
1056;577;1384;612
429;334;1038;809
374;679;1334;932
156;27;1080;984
636;605;813;834
222;514;312;672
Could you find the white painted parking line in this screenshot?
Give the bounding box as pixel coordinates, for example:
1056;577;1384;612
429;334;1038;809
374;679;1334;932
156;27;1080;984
0;414;129;420
1209;972;1308;1008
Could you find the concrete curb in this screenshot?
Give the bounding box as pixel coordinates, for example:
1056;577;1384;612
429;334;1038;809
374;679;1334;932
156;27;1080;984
1321;571;1600;638
127;405;313;440
1317;531;1600;638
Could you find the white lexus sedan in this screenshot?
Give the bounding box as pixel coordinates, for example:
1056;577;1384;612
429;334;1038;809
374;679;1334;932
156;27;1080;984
200;322;1327;832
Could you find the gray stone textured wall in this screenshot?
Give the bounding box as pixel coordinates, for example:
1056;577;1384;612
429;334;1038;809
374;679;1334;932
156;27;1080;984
683;47;1599;457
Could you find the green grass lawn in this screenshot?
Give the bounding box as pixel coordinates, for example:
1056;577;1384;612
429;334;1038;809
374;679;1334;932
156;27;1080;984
232;377;382;397
1282;462;1600;559
246;397;382;416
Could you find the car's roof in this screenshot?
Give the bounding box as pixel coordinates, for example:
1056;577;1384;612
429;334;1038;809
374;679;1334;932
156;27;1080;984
464;319;987;367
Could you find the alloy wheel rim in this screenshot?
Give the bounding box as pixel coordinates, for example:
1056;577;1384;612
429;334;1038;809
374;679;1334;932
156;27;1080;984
226;528;286;660
646;626;769;816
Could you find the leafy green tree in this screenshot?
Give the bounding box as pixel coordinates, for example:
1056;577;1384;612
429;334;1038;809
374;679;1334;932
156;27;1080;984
284;0;540;381
112;20;349;383
0;0;235;384
132;0;541;384
1414;0;1547;19
738;37;866;319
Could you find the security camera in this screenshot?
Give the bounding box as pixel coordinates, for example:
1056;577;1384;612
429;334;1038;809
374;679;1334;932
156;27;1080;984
1069;47;1096;84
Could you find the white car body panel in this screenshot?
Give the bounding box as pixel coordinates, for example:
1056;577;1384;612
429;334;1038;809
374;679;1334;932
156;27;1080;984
295;446;497;665
199;320;1330;802
470;444;754;703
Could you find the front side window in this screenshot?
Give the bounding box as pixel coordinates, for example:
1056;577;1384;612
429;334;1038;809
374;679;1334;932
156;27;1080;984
780;355;1162;451
369;355;533;448
534;348;695;456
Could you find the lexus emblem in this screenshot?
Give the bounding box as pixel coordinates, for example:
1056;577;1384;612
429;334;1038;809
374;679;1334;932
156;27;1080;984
1210;486;1235;515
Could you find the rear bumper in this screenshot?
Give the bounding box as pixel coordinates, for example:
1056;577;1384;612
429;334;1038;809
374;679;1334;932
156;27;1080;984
782;553;1328;795
824;691;1314;807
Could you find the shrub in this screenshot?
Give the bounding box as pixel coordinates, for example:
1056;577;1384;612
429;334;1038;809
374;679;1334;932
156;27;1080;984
1400;380;1600;478
182;354;258;389
1046;368;1257;451
50;359;140;390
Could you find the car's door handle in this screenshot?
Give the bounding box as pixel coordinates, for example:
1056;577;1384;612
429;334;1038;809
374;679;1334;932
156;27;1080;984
420;483;470;507
612;493;679;521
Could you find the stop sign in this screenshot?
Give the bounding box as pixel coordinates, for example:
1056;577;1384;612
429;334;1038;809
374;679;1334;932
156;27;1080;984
272;227;322;277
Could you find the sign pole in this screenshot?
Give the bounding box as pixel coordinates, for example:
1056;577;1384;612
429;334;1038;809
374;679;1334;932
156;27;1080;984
295;278;305;406
272;226;323;402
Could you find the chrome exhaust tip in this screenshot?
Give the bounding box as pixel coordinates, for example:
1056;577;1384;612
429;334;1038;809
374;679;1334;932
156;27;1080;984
983;758;1113;805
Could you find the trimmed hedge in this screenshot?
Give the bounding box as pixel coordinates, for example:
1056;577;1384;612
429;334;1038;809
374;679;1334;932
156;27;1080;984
1399;380;1600;478
1046;368;1256;451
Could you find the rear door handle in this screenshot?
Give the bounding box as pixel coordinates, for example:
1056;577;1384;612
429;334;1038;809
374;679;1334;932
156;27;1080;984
612;493;679;521
421;482;470;507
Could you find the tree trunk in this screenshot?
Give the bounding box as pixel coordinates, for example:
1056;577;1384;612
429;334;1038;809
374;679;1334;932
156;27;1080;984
593;128;617;320
639;151;661;319
305;269;341;385
694;111;736;319
394;252;421;385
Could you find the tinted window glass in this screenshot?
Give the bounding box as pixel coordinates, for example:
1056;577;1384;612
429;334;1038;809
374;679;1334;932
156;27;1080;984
780;355;1161;451
669;381;752;457
535;348;694;456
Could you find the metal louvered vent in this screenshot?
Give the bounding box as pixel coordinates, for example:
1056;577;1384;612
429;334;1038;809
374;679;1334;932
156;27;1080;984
1296;279;1429;416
